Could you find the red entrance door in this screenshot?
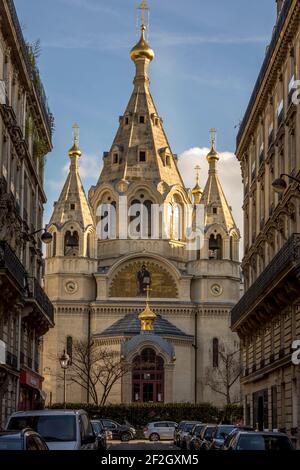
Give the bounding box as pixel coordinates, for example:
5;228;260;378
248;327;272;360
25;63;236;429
132;348;164;403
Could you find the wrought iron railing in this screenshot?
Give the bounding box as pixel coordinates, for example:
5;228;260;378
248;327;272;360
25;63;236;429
0;240;25;291
5;0;53;137
231;233;300;326
25;276;54;324
236;0;293;146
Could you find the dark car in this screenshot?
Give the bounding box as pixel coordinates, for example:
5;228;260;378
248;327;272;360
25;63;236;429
176;421;202;449
208;424;236;450
221;426;255;450
97;419;136;442
186;424;206;451
90;420;108;450
0;429;49;450
195;424;217;451
223;431;294;451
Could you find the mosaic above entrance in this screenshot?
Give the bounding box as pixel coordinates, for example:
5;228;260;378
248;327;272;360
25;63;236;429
109;260;178;298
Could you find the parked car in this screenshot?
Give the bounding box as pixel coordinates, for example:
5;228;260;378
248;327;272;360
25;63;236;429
176;421;202;449
223;431;294;451
144;421;177;441
90;420;109;450
221;426;255;450
185;424;206;451
96;419;136;442
6;409;98;450
208;424;236;450
91;420;112;441
195;424;217;451
0;429;49;451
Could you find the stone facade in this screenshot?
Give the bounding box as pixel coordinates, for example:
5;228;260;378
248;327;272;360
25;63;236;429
42;20;241;408
0;0;54;427
231;0;300;448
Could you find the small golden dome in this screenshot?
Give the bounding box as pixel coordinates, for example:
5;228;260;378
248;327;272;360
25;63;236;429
192;183;202;195
130;26;155;62
139;302;156;331
68;142;82;158
206;146;219;162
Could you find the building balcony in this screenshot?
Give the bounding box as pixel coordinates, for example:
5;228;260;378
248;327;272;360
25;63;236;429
0;240;25;293
231;233;300;335
25;276;54;330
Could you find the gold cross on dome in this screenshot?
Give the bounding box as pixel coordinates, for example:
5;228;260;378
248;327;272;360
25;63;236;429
72;123;79;144
210;128;216;148
138;1;149;28
195;165;201;184
144;285;152;302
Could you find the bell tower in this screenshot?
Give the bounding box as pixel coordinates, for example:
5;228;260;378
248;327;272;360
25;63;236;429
44;125;97;302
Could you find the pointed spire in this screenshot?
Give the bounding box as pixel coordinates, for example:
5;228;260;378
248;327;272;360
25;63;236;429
68;123;82;160
201;130;238;234
49;126;94;228
138;286;156;332
207;128;219;164
130;2;154;86
192;165;203;204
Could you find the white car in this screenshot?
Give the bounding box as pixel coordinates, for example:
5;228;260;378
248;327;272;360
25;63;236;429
144;421;178;441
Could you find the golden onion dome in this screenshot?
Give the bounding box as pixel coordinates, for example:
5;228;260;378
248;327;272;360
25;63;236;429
68;142;82;158
192;183;202;195
130;26;155;62
138;302;157;331
206;145;219;162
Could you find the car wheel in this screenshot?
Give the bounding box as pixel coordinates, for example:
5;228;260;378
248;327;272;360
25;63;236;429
149;433;160;442
120;432;131;442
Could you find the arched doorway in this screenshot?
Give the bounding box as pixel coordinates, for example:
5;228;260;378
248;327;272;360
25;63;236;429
132;348;164;403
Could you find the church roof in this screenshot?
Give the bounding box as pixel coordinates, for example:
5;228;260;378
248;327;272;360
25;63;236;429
200;140;239;235
97;313;193;339
97;24;185;189
49;133;94;228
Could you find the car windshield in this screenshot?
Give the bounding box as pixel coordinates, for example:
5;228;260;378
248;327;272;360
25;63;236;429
237;434;293;451
0;438;22;450
8;416;76;442
215;426;235;439
184;424;196;432
204;427;215;438
193;425;204;435
91;422;102;434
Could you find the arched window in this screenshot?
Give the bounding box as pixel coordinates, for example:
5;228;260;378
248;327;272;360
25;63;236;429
132;348;164;403
230;236;233;260
52;232;56;257
129;199;153;238
86;233;91;258
213;338;219;368
209;234;223;259
98;201;116;240
64;230;79;256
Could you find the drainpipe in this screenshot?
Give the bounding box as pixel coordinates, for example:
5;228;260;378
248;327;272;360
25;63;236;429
87;307;91;404
194;309;198;404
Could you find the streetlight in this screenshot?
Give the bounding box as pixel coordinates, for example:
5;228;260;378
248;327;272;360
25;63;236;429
22;227;53;244
59;350;70;409
272;173;300;193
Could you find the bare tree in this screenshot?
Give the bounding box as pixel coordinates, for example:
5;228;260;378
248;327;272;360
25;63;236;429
205;342;242;405
65;340;131;406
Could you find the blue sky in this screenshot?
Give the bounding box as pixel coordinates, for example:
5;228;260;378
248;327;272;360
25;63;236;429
14;0;276;238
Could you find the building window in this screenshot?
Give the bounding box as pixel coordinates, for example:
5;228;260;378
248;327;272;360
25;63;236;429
213;207;217;214
52;232;56;257
165;155;171;167
125;117;129;125
70;203;75;211
64;230;79;256
139;115;145;124
132;348;164;403
139;151;146;162
213;338;219;368
113;153;119;164
209;234;222;259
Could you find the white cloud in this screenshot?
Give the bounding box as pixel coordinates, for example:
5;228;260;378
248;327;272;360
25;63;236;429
62;153;101;181
178;147;244;253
